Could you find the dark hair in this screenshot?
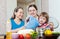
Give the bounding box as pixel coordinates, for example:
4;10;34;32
28;4;38;10
11;7;23;19
39;12;49;23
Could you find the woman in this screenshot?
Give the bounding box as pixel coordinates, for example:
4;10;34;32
25;4;39;30
7;7;25;33
25;4;38;23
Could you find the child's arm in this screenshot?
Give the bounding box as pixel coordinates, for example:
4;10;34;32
49;22;54;31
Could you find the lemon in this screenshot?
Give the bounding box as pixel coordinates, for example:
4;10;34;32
44;29;52;36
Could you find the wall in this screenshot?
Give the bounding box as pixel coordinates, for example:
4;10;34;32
6;0;17;33
49;0;60;32
0;0;17;34
0;0;6;34
41;0;49;13
6;0;17;20
35;0;41;14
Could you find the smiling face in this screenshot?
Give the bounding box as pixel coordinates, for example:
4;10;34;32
39;16;47;25
38;12;49;25
28;7;37;17
15;9;24;19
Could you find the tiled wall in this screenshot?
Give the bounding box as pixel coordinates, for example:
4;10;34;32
0;0;6;34
49;0;60;32
0;0;17;34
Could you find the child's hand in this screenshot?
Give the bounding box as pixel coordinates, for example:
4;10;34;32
49;22;54;27
49;22;54;31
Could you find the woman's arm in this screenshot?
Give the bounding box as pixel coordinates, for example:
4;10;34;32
25;15;30;24
6;19;11;32
11;26;25;33
6;19;26;33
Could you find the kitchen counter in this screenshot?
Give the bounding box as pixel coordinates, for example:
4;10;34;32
0;34;5;39
39;32;60;39
4;32;60;39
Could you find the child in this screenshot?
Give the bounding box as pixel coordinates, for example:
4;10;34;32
36;12;54;39
37;12;53;30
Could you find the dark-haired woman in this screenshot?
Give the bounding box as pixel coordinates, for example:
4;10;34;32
25;4;39;30
7;7;25;33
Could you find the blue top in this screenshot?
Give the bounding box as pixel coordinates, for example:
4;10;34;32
25;16;39;30
10;19;24;30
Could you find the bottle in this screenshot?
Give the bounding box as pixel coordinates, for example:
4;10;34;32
39;28;44;39
6;32;12;39
36;28;44;39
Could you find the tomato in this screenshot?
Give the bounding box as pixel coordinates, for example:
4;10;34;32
25;34;31;39
19;34;24;39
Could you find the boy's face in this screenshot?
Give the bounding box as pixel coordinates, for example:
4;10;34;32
39;16;47;25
